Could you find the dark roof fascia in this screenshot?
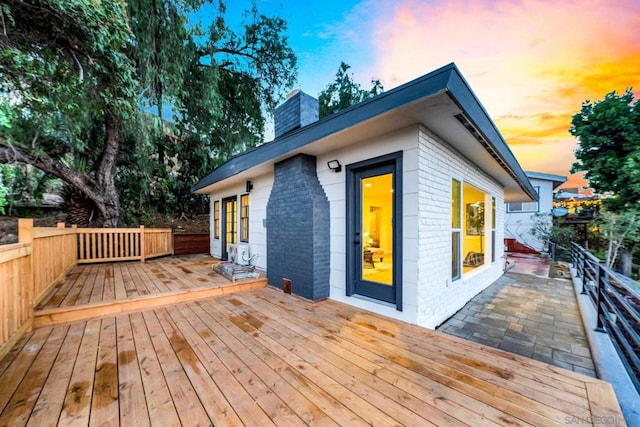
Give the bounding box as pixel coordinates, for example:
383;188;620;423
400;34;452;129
443;71;538;201
191;64;456;193
191;63;535;201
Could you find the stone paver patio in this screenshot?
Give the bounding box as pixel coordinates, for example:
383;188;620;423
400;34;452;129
438;272;596;377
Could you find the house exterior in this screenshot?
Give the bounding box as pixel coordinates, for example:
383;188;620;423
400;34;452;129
192;63;536;329
505;171;566;253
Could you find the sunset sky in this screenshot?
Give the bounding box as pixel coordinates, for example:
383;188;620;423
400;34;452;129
227;0;640;177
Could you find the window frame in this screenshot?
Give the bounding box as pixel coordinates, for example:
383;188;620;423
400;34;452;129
213;200;220;239
451;178;462;281
240;193;250;243
506;186;540;213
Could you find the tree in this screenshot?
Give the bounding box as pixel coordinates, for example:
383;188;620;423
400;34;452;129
0;0;137;226
570;90;640;212
0;0;297;225
318;62;383;118
570;90;640;274
596;210;640;269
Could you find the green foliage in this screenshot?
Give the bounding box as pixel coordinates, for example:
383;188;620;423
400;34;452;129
593;210;640;268
0;164;14;214
318;62;383;118
570;90;640;211
1;0;297;224
530;212;576;251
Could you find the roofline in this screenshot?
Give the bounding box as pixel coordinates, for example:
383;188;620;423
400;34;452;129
525;171;567;189
191;63;536;200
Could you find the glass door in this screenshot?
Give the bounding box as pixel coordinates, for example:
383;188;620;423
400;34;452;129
347;154;402;308
221;196;237;260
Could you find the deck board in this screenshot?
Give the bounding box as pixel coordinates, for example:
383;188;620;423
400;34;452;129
1;282;626;426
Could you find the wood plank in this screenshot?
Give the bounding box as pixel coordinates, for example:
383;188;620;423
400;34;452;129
140;309;212;425
113;261;128;301
195;298;371;426
115;314;150;427
155;307;249;426
26;322;86;426
59;319;102;426
89;317;119;427
34;280;266;327
585;382;627;426
344;307;590;391
128;312;181;426
216;296;440;427
167;303;294;425
230;295;472;427
241;289;542;425
0;327;54;413
185;301;338;426
0;325;70;425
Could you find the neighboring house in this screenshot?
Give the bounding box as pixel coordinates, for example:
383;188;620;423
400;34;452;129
192;63;536;329
505;171;566;253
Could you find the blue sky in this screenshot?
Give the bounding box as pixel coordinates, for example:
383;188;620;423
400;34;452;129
213;0;640;176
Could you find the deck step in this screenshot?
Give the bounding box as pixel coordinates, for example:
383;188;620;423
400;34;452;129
33;279;267;327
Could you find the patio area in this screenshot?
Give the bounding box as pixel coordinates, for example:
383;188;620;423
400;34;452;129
0;256;625;425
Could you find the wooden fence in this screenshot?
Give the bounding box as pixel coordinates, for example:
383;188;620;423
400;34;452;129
0;219;173;359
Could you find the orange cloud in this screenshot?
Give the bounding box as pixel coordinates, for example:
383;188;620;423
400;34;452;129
371;0;640;176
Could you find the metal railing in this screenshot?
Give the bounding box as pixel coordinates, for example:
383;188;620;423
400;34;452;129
571;242;640;392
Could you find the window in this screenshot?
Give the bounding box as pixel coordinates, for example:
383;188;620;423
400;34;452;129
453;180;496;277
491;197;496;263
240;194;249;242
213;200;220;239
452;179;461;280
507;186;539;212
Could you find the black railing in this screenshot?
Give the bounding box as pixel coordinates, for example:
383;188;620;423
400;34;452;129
571;243;640;393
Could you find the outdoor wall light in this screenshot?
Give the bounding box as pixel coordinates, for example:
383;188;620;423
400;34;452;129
327;160;342;173
246;180;253;193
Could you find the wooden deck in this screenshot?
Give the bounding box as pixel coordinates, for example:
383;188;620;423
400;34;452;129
33;255;266;327
0;277;625;425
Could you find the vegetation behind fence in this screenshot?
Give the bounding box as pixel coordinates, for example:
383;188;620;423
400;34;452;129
571;242;640;393
0;219;173;359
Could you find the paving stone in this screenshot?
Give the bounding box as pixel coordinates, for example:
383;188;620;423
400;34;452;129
437;270;595;376
553;350;595;370
533;344;553;358
573;365;596;378
570;344;592;358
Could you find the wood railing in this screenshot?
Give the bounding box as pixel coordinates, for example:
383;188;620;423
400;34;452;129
571;242;640;393
75;226;172;263
0;219;173;359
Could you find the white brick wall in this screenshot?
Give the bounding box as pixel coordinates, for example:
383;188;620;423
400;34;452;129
205;123;509;329
416;125;504;329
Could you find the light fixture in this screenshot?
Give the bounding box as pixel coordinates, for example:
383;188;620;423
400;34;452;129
246;180;253;193
327;159;342;173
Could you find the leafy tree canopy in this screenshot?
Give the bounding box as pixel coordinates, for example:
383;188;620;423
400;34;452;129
570;89;640;212
0;0;297;225
318;62;383;118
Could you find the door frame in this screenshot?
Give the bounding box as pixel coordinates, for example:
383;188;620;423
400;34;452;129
221;195;238;260
346;151;403;311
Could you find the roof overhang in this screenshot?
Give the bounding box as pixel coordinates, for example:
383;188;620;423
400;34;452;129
525;171;567;189
192;63;536;202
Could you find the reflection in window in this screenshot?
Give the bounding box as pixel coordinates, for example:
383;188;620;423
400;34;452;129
462;183;487;273
213;200;220;239
451;180;493;278
240;194;249;242
451;179;461;280
361;173;393;286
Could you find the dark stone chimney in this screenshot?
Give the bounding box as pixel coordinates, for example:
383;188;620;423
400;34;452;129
274;90;319;138
266;154;330;300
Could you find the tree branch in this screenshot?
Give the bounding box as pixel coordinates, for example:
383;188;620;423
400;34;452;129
0;137;99;199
